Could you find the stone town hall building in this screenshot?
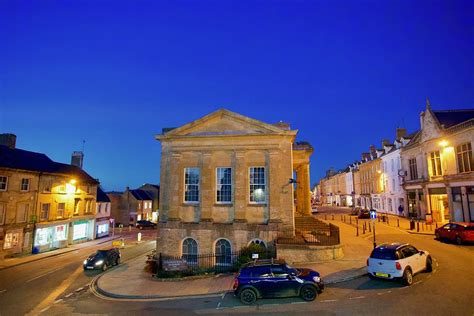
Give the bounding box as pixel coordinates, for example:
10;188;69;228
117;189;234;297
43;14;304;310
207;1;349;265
155;109;313;258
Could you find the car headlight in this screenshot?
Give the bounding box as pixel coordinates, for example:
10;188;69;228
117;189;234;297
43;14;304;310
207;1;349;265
83;260;88;265
313;276;321;283
95;260;104;266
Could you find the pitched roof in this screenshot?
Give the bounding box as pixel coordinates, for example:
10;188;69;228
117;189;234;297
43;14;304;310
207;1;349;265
129;189;153;200
0;145;98;183
433;109;474;128
97;187;111;202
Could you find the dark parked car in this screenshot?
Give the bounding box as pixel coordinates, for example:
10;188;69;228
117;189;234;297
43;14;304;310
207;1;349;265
435;222;474;245
350;207;361;216
136;220;157;230
233;259;324;305
83;248;121;271
358;209;371;219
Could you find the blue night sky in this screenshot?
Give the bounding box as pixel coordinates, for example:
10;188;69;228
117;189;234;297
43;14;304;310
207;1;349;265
1;0;473;191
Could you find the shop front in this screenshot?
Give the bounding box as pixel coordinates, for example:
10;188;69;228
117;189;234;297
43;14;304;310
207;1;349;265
33;222;69;253
95;219;110;238
71;219;94;244
428;187;449;223
451;186;474;223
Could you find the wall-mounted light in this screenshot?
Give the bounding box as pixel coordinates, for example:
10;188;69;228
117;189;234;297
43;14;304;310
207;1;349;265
439;140;449;147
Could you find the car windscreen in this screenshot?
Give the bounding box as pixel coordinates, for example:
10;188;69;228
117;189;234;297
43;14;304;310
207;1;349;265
370;248;397;260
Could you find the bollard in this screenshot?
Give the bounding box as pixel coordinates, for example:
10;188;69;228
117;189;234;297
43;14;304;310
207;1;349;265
344;215;346;223
386;215;389;225
349;216;352;225
435;222;438;229
356;224;359;236
325;214;327;220
138;232;142;242
332;215;335;220
363;224;366;234
129;225;132;232
417;221;420;232
341;215;343;221
397;218;400;227
368;222;371;232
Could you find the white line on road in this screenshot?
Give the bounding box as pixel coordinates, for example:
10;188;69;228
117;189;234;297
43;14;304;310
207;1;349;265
65;293;73;298
290;302;306;304
75;287;83;292
40;306;50;313
321;299;338;302
54;299;63;304
26;267;63;283
349;296;366;300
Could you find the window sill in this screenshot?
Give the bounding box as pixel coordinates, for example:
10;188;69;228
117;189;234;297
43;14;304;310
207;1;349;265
248;203;267;207
182;202;200;206
214;203;233;207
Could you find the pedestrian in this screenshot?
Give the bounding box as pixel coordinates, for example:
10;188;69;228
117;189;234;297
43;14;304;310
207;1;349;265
398;205;404;216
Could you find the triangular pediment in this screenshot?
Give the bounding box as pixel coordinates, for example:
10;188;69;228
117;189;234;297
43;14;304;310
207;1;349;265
162;109;294;137
421;109;443;142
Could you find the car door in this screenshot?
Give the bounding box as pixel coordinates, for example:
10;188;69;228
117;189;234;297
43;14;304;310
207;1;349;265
401;246;421;273
250;267;274;297
270;266;300;297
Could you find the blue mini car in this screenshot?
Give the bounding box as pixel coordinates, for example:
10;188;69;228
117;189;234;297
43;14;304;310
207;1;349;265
233;259;324;304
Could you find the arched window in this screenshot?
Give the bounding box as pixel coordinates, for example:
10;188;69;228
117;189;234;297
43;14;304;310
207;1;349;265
182;238;198;265
249;239;267;249
215;239;232;266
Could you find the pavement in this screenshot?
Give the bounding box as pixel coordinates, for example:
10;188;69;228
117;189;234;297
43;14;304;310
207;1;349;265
93;217;376;300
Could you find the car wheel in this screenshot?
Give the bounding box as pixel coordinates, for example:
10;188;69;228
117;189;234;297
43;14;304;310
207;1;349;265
368;273;376;280
435;232;440;240
300;285;317;301
425;257;432;273
102;263;108;272
116;257;121;265
455;236;463;245
239;288;257;305
402;268;413;286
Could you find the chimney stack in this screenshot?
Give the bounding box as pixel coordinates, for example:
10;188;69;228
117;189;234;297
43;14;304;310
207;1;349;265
71;151;84;169
0;133;17;149
382;139;391;147
396;128;407;140
369;145;376;155
361;152;371;161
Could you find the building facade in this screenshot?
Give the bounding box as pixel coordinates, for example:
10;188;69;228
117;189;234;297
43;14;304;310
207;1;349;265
95;187;111;238
0;136;98;258
401;103;474;223
155;109;313;257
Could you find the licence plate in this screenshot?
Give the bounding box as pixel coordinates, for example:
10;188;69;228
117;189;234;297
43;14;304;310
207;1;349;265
375;272;389;278
86;266;94;270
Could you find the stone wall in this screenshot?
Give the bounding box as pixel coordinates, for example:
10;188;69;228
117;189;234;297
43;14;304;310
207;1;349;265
156;221;280;256
277;243;344;264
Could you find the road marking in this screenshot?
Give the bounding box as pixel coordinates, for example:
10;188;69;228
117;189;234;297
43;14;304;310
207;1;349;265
321;299;338;302
54;299;63;304
27;266;83;316
216;302;221;309
26;267;63;283
65;293;73;298
413;281;422;285
349;296;365;300
75;287;83;292
40;306;50;313
290;302;306;304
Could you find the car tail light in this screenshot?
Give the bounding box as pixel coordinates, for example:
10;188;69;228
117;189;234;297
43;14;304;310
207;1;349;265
395;262;401;270
232;278;239;290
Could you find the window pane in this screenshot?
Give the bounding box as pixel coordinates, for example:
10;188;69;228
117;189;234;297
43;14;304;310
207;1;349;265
249;167;266;203
184;168;200;202
216;168;232;203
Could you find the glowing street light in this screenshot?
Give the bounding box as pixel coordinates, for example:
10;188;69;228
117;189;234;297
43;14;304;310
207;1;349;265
439;140;449;147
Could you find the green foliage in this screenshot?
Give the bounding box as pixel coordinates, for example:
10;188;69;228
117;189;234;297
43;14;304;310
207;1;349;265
233;244;269;269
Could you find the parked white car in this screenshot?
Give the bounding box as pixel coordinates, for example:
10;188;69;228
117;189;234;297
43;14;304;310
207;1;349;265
367;243;432;285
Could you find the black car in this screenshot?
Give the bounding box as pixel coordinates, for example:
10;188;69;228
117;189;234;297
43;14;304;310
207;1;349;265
358;209;371;219
83;248;121;271
136;220;157;229
233;259;324;305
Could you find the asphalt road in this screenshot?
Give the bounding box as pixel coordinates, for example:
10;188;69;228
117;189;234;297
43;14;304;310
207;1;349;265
2;208;473;315
0;231;155;316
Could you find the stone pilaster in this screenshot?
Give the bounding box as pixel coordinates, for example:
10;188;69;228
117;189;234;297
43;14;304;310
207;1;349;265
233;151;247;221
200;152;213;221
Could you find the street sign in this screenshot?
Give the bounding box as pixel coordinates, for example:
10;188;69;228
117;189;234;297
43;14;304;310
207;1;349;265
370;210;377;221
